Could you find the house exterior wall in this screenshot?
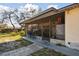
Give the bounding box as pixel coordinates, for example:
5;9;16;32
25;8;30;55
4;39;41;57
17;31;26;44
65;7;79;50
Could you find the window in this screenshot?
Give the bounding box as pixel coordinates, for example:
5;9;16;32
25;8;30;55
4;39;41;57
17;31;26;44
56;16;61;24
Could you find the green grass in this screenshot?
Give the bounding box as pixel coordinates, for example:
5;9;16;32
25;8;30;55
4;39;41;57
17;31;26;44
0;34;22;43
16;39;32;46
0;31;33;53
0;32;18;38
11;39;32;49
0;30;25;38
0;31;25;43
31;48;66;56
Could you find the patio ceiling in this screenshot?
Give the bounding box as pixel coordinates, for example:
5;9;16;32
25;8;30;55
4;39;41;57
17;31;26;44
21;7;58;24
25;16;51;25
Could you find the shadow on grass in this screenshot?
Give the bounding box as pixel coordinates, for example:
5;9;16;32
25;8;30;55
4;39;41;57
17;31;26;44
31;48;66;56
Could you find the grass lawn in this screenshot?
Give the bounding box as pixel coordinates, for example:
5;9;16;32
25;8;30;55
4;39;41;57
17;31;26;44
0;31;25;43
0;31;32;53
31;48;66;56
0;34;22;43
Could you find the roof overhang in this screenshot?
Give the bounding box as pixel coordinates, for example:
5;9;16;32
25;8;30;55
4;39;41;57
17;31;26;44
59;3;79;12
20;7;58;24
20;3;79;24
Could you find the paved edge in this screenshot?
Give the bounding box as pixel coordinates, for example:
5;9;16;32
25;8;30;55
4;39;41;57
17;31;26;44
0;43;43;56
23;37;79;56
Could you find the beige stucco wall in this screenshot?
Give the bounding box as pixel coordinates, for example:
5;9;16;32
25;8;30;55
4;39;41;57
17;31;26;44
65;7;79;50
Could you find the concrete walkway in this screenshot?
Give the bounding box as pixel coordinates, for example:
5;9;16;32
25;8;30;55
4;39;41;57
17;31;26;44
0;43;43;56
23;37;79;56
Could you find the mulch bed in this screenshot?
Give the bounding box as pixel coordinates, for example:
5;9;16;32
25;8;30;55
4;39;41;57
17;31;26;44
0;39;32;54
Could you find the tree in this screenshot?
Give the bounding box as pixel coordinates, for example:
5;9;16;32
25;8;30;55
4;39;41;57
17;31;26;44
0;22;7;31
0;4;42;31
0;9;21;31
18;4;42;21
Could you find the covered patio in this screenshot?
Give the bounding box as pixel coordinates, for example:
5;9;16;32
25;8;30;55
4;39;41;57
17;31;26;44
26;16;51;41
23;8;65;45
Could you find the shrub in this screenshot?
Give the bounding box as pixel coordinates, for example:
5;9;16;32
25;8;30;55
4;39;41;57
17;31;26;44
19;31;25;36
11;32;17;36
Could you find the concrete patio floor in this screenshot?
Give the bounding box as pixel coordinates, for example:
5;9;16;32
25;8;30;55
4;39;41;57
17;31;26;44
23;36;79;56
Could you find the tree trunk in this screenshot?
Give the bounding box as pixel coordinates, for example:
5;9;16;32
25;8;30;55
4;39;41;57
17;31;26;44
9;14;16;32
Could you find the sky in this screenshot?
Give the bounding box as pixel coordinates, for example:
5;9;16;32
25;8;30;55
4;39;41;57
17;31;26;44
0;3;72;10
0;3;72;28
